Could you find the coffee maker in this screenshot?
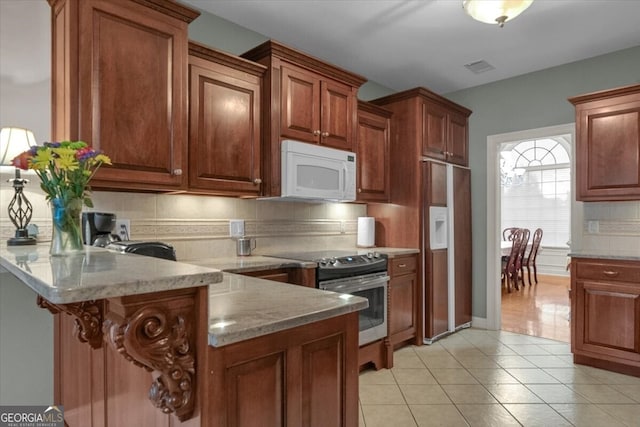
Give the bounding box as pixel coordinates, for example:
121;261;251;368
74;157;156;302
82;212;121;247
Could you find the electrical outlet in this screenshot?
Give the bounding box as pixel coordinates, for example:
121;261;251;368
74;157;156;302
229;219;245;238
115;219;131;241
587;220;599;234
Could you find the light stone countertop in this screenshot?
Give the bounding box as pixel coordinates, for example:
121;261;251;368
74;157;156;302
1;245;369;348
187;255;316;273
569;249;640;261
361;247;420;257
207;272;368;347
0;244;223;304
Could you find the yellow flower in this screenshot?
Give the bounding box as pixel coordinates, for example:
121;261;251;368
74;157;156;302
95;153;112;165
31;149;54;170
54;151;79;171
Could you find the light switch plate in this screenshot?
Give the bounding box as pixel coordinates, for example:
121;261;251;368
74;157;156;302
115;219;130;240
587;220;599;234
229;219;245;238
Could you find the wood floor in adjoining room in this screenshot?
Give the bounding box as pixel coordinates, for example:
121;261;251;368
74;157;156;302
501;274;571;343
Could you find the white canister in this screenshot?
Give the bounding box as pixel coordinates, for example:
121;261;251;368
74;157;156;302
357;217;375;247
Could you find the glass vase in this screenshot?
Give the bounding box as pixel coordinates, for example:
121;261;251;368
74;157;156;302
50;197;84;256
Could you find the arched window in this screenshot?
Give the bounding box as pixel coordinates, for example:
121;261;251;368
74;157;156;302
500;135;571;248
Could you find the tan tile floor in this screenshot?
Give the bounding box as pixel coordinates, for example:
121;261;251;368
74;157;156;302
359;328;640;427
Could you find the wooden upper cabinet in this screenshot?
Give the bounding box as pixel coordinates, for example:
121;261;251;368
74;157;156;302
372;87;471;168
49;0;199;191
422;100;469;166
356;101;391;202
188;42;266;196
242;40;366;196
280;63;354;151
569;84;640;201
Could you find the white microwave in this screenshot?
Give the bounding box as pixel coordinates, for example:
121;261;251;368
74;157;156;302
280;140;356;202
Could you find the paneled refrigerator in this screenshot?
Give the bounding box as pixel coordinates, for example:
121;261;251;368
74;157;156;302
422;160;472;343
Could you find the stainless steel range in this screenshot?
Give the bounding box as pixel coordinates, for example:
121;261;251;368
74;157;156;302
269;250;389;346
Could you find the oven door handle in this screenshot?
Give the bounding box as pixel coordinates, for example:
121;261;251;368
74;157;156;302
325;275;390;293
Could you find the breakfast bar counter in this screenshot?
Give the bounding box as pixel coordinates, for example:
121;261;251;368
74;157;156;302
0;245;366;426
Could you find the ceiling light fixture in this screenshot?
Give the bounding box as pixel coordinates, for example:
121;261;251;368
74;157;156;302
463;0;534;28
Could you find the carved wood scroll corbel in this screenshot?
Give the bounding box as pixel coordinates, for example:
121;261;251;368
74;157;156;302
104;304;196;421
37;296;104;349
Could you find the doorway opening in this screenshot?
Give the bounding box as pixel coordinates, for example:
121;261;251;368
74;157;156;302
486;123;581;343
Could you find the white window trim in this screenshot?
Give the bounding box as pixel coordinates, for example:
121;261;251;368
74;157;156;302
485;123;580;331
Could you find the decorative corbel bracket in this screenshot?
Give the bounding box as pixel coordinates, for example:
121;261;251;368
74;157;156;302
37;296;104;349
103;292;197;421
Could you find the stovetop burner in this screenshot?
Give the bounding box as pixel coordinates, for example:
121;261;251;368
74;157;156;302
267;250;387;281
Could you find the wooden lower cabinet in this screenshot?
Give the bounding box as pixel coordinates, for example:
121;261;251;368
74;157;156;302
571;258;640;377
388;255;419;347
51;287;358;426
208;314;358;427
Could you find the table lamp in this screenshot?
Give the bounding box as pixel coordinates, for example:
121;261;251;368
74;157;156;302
1;127;37;245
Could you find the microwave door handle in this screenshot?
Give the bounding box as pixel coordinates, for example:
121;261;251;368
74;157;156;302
343;165;347;195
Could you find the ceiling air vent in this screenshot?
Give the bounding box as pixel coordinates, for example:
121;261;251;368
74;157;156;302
464;60;495;74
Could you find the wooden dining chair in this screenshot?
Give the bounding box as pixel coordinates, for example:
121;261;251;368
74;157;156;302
502;227;519;241
523;228;543;285
501;228;523;293
517;228;530;287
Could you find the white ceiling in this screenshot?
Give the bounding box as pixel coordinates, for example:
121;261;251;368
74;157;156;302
1;1;639;95
183;0;640;94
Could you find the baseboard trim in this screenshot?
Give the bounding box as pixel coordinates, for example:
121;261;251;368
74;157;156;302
471;316;490;330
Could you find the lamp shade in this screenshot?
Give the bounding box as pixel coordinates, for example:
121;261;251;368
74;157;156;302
463;0;534;27
0;127;37;166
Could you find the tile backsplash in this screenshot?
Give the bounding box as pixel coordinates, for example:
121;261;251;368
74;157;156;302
0;171;365;260
581;201;640;251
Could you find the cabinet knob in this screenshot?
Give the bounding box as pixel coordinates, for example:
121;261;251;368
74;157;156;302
313;130;321;136
602;270;619;277
253;178;262;185
172;168;183;176
358;188;362;193
321;131;329;137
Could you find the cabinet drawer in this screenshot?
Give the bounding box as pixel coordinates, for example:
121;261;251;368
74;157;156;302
390;256;417;277
576;261;640;283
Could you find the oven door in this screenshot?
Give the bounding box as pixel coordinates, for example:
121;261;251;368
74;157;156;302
319;272;389;346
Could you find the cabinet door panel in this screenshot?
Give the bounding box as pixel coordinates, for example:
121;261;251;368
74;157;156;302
356;110;389;202
422;102;447;161
281;65;320;143
301;334;344;427
226;353;285;427
453;167;472;327
587;110;640;190
575;280;640;360
389;275;416;337
448;112;469;166
189;62;261;195
427;249;449;338
79;0;186;188
321;81;353;151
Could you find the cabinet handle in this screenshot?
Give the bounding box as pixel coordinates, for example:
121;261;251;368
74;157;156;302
253;178;262;185
602;270;619;277
172;168;183;176
398;264;407;268
358;188;362;193
313;130;321;136
321;131;329;137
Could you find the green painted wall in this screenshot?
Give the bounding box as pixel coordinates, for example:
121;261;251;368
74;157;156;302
445;45;640;318
187;8;395;101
